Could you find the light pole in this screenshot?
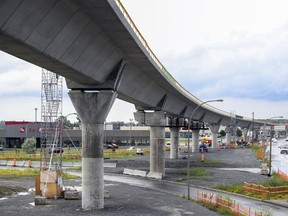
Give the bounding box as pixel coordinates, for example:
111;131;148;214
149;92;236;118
261;116;283;162
34;108;38;150
60;112;77;167
129;118;133;147
266;116;283;177
251;112;254;145
187;99;223;199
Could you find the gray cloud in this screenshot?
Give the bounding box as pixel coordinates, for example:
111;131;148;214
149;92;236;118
160;24;288;101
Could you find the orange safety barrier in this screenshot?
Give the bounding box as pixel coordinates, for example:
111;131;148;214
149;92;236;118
278;170;288;181
42;160;46;168
28;160;32;168
197;191;264;216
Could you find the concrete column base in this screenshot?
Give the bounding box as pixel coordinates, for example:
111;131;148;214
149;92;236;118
209;124;220;149
150;126;165;176
65;191;80;200
82;157;104;210
170;127;180;159
192;130;200;152
35;196;47;205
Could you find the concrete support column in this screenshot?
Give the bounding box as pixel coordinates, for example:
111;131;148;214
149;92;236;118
192;130;200;152
69;90;117;210
242;128;248;142
169;127;180;159
134;111;166;177
150;126;165;175
225;126;232;145
209;124;220;149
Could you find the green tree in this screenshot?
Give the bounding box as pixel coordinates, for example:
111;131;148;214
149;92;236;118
57;115;81;129
236;128;243;138
22;138;36;154
219;130;226;138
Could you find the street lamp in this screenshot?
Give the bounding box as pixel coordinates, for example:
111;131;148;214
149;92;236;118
59;112;78;167
34;108;38;148
265;116;283;177
187;99;223;199
129;118;133;147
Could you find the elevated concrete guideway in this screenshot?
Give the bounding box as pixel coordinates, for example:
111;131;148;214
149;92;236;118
0;0;261;128
0;0;266;211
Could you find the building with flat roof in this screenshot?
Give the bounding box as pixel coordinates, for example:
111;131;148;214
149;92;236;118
0;121;151;148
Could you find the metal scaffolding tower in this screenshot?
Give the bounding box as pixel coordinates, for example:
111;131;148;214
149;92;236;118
40;68;63;168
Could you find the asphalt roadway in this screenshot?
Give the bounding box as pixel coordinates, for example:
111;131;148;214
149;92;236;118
0;176;221;216
1;147;288;215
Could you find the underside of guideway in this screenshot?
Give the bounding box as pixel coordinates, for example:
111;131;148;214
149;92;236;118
0;0;263;128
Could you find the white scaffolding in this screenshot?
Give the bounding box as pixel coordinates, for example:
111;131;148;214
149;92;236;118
40;68;63;169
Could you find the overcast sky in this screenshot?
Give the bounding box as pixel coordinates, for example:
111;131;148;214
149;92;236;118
1;0;288;123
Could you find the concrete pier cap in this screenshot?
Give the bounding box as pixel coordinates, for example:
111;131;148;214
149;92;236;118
134;110;167;177
68;90;117;210
209;124;221;149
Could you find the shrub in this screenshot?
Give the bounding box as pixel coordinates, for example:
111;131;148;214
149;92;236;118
21;138;36;154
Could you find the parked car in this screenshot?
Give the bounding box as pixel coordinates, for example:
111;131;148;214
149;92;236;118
48;148;64;154
111;143;119;149
280;146;288;154
199;142;208;152
136;148;143;155
105;143;118;149
105;144;114;149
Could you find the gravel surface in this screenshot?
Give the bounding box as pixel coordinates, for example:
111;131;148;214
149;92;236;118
107;148;270;187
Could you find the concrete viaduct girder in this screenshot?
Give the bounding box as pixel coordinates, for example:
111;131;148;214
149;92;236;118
0;0;262;128
0;0;265;210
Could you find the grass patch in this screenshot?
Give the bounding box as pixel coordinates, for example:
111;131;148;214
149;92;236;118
175;167;211;182
214;174;288;200
250;145;261;152
104;148;150;159
0;147;149;161
0;168;79;180
214;183;244;194
261;174;288;187
0;168;39;177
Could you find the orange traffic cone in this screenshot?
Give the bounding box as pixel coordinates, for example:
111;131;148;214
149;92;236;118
28;160;32;168
201;152;205;162
13;158;17;167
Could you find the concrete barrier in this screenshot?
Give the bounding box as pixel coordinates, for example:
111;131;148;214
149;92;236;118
104;163;117;168
0;160;7;166
147;171;163;180
20;160;26;167
64;190;80;200
6;160;14;166
123;168;134;175
133;169;147;177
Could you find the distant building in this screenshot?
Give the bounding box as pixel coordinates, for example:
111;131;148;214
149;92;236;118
0;121;150;148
